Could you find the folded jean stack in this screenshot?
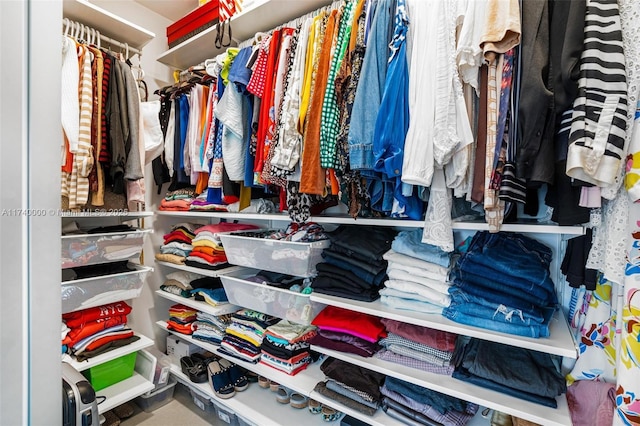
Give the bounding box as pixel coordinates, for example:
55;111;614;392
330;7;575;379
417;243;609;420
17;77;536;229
193;312;233;346
311;225;397;302
375;318;459;376
166;304;198;335
380;229;453;313
314;358;386;417
381;376;479;426
259;320;316;376
453;339;566;408
155;222;198;265
443;231;558;338
220;309;280;363
62;301;140;362
310;305;387;357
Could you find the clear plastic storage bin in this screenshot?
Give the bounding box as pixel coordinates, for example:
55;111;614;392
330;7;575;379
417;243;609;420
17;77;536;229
189;388;217;414
134;377;177;413
61;265;150;314
220;275;324;325
61;230;151;269
219;230;330;277
212;399;240;426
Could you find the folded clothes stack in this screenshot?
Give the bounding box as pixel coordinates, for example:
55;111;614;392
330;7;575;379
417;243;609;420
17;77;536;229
453;339;566;408
314;358;386;417
159;188;196;211
193;312;233;346
444;231;558;338
375;319;459;376
160;273;232;307
220;309;280;363
260;320;316;376
155;222;199;265
310;305;386;358
381;376;479;426
311;225;396;302
62;301;139;362
166;304;198;335
186;222;260;270
380;229;453;314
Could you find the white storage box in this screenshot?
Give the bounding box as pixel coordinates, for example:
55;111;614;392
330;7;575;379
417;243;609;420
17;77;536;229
219;230;330;277
61;265;150;314
134;377;177;413
220;276;324;325
166;336;202;365
61;230;151;269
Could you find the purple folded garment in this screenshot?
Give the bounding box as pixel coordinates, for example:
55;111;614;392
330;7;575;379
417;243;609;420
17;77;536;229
310;333;379;358
567;380;615;426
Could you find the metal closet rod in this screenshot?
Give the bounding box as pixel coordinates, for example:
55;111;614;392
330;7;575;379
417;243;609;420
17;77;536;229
62;18;141;57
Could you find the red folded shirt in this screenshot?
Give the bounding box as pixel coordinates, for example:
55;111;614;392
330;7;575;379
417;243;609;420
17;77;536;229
312;306;387;343
63;301;132;328
63;315;128;347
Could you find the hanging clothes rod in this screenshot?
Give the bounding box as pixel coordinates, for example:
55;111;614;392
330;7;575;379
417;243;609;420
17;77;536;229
62;17;142;57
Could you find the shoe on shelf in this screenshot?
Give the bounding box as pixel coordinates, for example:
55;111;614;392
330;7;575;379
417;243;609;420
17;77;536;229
322;406;343;422
269;380;280;392
308;399;322;414
180;355;208;384
290;392;308;409
207;360;235;399
218;358;249;392
258;376;270;389
276;386;292;404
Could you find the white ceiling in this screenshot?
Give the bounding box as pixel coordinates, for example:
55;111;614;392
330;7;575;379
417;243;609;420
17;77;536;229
133;0;199;21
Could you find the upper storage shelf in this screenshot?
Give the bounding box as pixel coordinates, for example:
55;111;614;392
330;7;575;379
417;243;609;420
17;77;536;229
62;0;155;50
157;0;333;69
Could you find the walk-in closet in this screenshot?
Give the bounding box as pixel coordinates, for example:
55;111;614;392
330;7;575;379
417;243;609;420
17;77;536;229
1;0;639;425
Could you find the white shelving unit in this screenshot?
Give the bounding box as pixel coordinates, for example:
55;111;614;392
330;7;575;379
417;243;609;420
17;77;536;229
169;363;326;426
310;293;578;359
155;211;585;235
96;372;155;414
157;0;333;69
155;260;248;278
62;0;155;49
63;333;154;372
156;290;241;316
311;345;570;426
158;321;491;426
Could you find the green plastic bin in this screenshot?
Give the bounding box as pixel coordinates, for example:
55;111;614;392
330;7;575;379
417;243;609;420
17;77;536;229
82;352;137;391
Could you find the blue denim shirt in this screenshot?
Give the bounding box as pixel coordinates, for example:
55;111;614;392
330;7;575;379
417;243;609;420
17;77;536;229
348;0;393;170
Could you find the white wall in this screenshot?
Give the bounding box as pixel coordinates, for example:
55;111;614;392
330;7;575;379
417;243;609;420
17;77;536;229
0;0;62;423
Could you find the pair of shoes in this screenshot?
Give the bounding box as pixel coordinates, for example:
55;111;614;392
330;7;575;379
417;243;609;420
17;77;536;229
220;359;249;391
208;360;235;399
276;386;292;404
322;406;342;422
180;353;210;383
207;359;250;399
290;392;308;409
308;399;322;414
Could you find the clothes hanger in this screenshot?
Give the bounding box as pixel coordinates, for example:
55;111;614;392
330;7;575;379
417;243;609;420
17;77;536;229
63;18;70;37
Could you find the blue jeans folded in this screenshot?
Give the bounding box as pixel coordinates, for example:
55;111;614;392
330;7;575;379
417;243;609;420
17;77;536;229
447;287;552;325
452;264;556;307
466;231;553;267
449;275;545;315
442;305;551;338
391;229;452;268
